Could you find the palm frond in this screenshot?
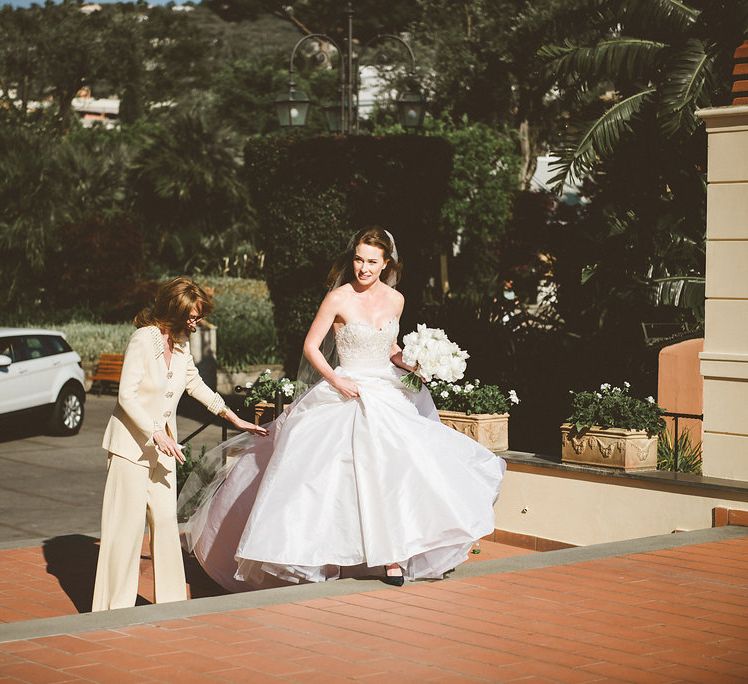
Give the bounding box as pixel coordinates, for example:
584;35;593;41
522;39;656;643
548;88;655;192
651;275;704;308
621;0;700;33
658;39;713;138
540;38;665;83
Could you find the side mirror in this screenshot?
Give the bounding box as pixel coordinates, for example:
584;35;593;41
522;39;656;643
0;354;11;368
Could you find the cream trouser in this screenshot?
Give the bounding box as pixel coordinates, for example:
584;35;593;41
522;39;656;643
92;454;187;611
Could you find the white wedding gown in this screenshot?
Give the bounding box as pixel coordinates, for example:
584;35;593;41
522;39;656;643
179;319;506;590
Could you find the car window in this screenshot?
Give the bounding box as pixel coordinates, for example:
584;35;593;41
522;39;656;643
41;335;72;356
0;337;17;362
19;336;49;361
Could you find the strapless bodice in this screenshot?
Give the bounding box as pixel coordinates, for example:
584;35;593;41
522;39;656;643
334;319;398;368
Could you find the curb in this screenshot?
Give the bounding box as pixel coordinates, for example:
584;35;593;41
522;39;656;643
1;525;747;644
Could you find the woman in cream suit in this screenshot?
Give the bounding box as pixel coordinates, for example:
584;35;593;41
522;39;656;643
92;277;268;611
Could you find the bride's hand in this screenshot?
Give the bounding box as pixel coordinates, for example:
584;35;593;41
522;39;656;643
233;418;269;437
332;376;360;399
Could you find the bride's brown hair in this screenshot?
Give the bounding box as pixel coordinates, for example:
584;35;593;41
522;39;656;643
326;226;402;289
134;277;213;343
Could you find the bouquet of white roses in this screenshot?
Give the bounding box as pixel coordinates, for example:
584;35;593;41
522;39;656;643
400;324;469;392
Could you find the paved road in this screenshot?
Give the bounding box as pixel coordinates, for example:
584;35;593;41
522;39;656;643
0;395;232;544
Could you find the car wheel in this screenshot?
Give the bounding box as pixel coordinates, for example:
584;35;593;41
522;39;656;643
49;384;85;436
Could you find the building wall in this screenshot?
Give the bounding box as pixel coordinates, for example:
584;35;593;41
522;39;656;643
698;105;748;480
494;467;748;547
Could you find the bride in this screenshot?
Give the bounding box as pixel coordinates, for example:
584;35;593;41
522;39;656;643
178;227;506;590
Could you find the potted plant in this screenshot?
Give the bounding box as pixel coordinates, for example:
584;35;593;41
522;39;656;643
562;383;666;471
429;379;519;452
243;369;295;424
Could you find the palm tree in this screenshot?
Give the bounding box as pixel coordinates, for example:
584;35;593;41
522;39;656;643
128;108;255;274
538;0;747;330
541;0;748;190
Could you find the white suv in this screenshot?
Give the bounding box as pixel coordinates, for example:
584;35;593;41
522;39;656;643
0;328;86;435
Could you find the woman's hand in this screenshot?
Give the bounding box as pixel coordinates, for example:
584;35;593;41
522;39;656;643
233;418;269;437
331;376;360;399
152;430;185;464
220;407;269;437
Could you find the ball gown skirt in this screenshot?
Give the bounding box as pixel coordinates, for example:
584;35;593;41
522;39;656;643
178;320;506;590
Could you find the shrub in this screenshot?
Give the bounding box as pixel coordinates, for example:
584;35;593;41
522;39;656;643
567;383;666;437
20;321;135;366
198;276;279;369
245;134;453;374
429;379;520;415
375;116;521;297
44;216;144;317
176;443;207;497
241;369;294;406
657;428;702;474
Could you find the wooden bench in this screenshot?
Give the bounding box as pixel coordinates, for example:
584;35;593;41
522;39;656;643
90;353;124;395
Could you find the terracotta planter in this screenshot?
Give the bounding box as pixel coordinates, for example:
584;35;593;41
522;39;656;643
253;400;286;425
560;423;658;472
439;410;509;452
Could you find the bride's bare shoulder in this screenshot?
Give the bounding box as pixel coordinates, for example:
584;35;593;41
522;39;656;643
326;283;354;302
387;286;405;305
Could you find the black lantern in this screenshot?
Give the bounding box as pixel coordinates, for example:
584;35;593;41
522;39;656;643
396;90;426;129
275;81;311;127
322;101;343;133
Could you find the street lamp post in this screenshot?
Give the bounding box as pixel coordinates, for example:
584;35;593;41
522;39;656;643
275;2;425;133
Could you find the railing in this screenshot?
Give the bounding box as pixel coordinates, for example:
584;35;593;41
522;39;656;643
661;411;704;472
182;384;286;447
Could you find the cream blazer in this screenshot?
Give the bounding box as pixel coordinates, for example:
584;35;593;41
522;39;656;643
102;326;225;470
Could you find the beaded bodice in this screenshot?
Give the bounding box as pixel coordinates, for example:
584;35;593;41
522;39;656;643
334;319;398;367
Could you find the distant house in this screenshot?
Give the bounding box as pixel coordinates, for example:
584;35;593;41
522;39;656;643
72;88;120;129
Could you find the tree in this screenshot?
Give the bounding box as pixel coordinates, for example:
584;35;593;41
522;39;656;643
537;0;746;336
0;4;45;116
128;109;255;274
541;0;747;190
409;0;608;188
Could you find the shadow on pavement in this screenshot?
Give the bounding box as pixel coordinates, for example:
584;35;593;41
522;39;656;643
0;413;50;443
42;534;152;612
183;551;228;599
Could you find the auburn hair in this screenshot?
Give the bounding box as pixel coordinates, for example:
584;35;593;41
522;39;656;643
326;226;402;289
134;277;213;343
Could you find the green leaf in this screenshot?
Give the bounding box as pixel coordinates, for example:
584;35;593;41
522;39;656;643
581;264;598;285
548;88;655;191
540;38;665;84
658;39;713;138
621;0;700;32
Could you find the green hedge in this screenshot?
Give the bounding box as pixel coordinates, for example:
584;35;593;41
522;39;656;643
57;322;135;366
10;277;278;371
245;134;453;373
199;276;279;369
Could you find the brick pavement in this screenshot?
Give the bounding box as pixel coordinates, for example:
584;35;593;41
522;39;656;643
0;536;531;624
1;531;747;682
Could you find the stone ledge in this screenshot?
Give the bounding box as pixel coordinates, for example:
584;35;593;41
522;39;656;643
501;449;748;495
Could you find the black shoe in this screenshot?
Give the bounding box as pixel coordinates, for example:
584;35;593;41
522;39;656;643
383;566;404;586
